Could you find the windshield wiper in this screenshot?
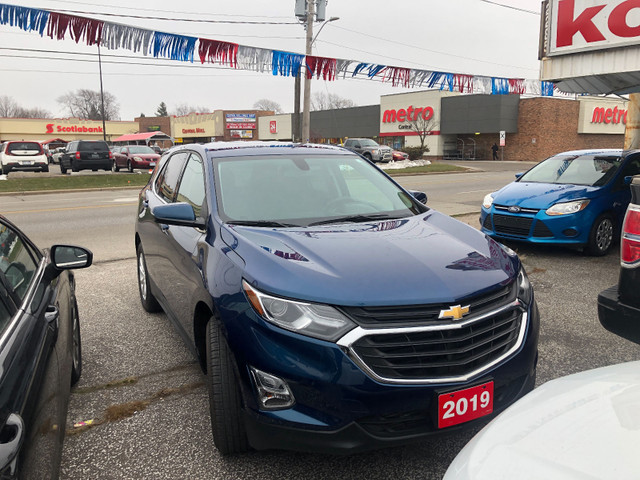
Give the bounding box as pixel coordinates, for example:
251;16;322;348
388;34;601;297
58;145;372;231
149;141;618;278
227;220;300;228
308;214;402;226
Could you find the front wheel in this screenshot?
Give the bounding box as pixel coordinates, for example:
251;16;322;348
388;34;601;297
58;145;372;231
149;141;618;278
60;163;67;174
137;245;161;313
70;299;82;386
586;213;614;256
127;160;133;173
205;320;249;455
113;161;120;172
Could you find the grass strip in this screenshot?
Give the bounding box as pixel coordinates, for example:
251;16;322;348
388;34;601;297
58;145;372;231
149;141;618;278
0;174;151;193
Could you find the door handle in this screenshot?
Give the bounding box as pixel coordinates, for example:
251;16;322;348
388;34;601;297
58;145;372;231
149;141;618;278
45;305;59;324
161;224;170;234
0;413;24;476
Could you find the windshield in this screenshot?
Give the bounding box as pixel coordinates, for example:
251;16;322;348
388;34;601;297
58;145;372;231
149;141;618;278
519;154;622;186
214;153;424;226
128;146;156;154
358;139;378;148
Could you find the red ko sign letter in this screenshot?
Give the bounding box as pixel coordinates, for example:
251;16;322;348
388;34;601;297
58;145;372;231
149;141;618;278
556;0;606;47
609;0;640;37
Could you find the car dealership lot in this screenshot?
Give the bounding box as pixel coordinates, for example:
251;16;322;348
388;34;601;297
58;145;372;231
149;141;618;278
1;169;639;479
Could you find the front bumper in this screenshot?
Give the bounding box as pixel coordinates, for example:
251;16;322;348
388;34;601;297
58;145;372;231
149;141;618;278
598;285;640;343
480;207;595;246
228;299;540;454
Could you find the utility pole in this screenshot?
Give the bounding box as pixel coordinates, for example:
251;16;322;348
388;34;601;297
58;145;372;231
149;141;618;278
301;0;315;143
97;43;107;141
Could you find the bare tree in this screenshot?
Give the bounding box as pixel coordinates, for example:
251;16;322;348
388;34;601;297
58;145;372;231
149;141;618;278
407;114;437;153
253;99;282;114
57;89;119;120
173;103;211;116
0;95;20;117
311;92;356;111
15;107;51;118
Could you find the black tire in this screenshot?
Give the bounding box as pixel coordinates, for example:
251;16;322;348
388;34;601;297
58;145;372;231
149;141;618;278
363;152;372;161
137;245;162;313
42;165;49;173
205;320;249;455
586;213;615;256
1;165;9;175
70;299;82;386
127;160;133;173
60;163;67;174
113;161;120;172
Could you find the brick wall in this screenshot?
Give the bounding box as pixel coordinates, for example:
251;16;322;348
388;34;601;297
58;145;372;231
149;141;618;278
136;116;171;136
508;98;624;162
447;98;625;162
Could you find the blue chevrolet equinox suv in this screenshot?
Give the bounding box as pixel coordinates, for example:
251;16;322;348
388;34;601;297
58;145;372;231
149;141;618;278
135;142;539;455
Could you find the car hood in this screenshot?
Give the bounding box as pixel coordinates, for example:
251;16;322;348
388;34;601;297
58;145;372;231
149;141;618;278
493;182;601;209
221;211;519;305
444;361;640;480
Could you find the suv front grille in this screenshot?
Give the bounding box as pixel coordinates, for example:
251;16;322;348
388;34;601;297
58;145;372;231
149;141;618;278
339;282;515;327
349;308;522;381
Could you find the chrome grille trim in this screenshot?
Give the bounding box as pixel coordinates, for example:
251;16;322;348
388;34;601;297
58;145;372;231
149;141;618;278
494;204;539;214
337;300;526;385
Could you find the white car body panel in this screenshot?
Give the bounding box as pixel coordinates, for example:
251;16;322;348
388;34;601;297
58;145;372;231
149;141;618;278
445;361;640;480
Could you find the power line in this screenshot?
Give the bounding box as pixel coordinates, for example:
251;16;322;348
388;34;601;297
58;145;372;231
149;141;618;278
43;6;298;25
478;0;539;15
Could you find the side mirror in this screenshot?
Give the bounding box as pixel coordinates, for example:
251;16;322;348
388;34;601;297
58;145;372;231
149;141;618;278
354;143;361;149
152;203;206;228
515;172;524;180
51;245;93;270
624;176;633;185
408;190;428;204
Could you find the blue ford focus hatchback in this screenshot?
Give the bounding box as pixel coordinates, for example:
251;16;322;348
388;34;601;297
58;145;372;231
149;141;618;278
481;149;640;256
135;142;539;454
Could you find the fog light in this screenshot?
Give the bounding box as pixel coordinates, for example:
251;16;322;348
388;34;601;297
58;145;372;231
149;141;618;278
562;228;578;237
250;367;295;410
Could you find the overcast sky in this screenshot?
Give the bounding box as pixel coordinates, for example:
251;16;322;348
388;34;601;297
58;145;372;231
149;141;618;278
1;0;543;120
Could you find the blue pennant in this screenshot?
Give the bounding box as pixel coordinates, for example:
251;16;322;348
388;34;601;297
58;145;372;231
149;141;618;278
491;78;509;95
541;81;554;96
0;3;49;35
152;32;197;62
271;51;304;77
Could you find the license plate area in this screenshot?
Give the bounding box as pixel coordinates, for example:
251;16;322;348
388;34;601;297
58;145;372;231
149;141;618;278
438;381;493;428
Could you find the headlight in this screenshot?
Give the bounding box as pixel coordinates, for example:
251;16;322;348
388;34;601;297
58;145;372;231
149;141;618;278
483;194;494;209
243;280;356;342
545;200;590;216
133;156;143;162
517;268;532;307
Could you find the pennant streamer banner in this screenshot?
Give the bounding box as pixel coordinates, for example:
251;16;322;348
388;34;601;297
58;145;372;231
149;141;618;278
0;2;556;97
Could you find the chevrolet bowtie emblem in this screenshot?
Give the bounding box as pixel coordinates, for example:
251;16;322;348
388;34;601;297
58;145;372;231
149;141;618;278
439;305;470;321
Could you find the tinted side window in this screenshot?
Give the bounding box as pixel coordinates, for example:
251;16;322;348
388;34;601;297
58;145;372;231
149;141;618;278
156;152;188;202
0;222;39;302
0;294;10;334
176;154;206;217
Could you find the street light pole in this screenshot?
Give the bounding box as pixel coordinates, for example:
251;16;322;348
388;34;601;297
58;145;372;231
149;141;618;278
301;0;315;143
97;43;107;141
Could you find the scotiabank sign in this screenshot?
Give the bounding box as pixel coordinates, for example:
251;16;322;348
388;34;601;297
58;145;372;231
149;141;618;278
382;106;434;123
549;0;640;55
45;123;103;134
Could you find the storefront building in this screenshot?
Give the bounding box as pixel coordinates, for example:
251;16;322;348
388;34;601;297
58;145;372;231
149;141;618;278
0;117;138;144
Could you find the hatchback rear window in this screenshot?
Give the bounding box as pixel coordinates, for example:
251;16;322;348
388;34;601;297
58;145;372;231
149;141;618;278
78;141;109;152
7;142;41;154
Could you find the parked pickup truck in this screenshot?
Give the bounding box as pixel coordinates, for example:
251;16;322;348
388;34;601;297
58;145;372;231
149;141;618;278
598;175;640;343
342;138;392;163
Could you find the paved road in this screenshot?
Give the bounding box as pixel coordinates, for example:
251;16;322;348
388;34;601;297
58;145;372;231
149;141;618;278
2;163;638;479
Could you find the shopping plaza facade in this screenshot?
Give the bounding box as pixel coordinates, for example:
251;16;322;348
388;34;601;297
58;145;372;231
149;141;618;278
0;90;628;162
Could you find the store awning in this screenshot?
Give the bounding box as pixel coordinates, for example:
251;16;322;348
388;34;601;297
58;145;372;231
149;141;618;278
112;132;174;143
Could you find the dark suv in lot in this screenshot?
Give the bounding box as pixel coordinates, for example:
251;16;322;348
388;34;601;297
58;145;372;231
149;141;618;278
135;142;539;455
598;175;640;342
60;140;112;173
